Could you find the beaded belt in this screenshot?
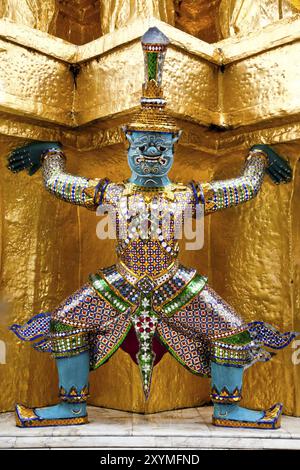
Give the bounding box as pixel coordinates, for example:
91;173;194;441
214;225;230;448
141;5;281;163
93;261;206;316
116;259;180;287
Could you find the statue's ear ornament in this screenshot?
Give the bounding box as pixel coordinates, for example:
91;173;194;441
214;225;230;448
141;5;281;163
125;27;180;135
122;127;134;145
172;130;183;144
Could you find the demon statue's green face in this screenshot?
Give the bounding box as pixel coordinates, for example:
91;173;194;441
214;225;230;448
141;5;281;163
125;131;181;187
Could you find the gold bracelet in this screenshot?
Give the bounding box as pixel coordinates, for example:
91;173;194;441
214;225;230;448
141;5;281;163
247;149;269;166
41;148;66;164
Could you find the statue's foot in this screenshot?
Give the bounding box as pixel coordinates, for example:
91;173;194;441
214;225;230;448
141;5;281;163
212;403;283;429
15;402;88;428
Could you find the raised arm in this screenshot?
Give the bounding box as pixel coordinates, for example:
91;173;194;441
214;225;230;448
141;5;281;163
42;148;103;209
190;145;292;215
7;142;109;210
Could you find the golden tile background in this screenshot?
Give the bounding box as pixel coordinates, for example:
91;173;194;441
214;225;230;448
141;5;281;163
1;1;298;44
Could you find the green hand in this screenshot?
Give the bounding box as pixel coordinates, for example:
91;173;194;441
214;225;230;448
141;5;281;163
7;141;61;176
251;144;292;184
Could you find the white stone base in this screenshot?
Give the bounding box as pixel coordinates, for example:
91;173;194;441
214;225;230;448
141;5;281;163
1;406;300;449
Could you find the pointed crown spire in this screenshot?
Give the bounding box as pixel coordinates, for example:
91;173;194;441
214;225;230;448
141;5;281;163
125;27;179;133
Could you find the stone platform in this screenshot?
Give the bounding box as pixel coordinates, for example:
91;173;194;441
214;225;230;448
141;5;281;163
0;406;300;450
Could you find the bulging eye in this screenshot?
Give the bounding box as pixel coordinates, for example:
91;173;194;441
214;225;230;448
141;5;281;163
139;145;146;152
159;146;166;152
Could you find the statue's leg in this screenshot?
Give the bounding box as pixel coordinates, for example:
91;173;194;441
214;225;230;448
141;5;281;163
15;321;90;427
210;331;283;429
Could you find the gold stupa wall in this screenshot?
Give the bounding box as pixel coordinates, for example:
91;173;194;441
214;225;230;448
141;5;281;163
0;1;299;415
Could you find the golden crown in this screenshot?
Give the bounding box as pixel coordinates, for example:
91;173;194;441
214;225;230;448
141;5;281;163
125;27;179;134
